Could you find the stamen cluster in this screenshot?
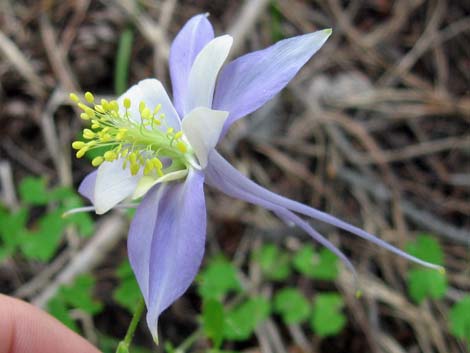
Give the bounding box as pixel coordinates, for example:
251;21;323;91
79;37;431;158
70;92;188;176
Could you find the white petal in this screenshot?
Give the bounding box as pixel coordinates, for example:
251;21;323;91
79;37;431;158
94;159;141;214
132;170;189;200
117;79;181;130
182;107;229;168
184;35;233;114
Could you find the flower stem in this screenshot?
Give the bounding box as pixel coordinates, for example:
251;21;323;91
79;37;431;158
116;297;145;353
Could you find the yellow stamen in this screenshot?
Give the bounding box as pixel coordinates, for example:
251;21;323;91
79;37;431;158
110;100;119;112
130;162;140;175
139;101;146;114
151;158;162;170
92;156;104;167
76;147;89;158
83;129;95;139
72;141;85;149
95;105;105;114
104;150;117;161
84;92;94;103
70;90;193;178
176;141;187;153
101;99;110;111
69;93;80;103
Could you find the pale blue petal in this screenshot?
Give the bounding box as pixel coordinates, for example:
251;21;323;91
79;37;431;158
213;29;331;136
127;170;206;339
127;184;163;305
205;151;442;271
170;14;214;117
78;170;97;203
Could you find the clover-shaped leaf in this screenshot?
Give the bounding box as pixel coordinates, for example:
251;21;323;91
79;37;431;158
449;296;470;343
19;210;66;262
310;293;346;337
407;268;447;303
405;234;447;303
202;299;225;348
273;288;310;324
253;243;290;281
406;234;444;264
18;177;48;205
293;245;338;280
224;297;270;341
59;274;103;315
0;207;28;260
47;274;102;331
197;257;242;300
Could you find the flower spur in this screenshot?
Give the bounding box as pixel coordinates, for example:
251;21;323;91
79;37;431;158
69;14;443;341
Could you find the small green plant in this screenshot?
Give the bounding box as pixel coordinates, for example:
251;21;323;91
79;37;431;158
292;244;339;280
113;260;141;313
47;274;103;331
310;292;346;337
0;176;94;262
449;296;470;345
273;287;310;324
223;296;271;341
202;299;225;348
197;256;242;300
253;243;290;280
405;234;447;303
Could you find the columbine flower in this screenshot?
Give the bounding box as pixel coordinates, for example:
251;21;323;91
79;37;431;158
70;14;441;340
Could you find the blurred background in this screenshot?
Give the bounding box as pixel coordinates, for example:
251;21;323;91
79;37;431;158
0;0;469;352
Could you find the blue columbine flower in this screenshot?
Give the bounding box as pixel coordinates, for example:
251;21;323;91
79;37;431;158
69;14;442;341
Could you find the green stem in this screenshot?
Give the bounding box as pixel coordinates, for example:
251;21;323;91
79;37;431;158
175;328;203;353
116;297;145;353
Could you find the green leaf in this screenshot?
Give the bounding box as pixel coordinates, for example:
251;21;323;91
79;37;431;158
59;274;103;315
273;288;310;324
113;261;141;313
293;245;338;280
19;210;65;261
224;297;270;341
49;186;76;201
449;296;470;343
197;257;242;300
407;268;447;303
253;243;290;281
18;177;48;205
405;234;443;265
202;299;225;348
60;194;94;237
0;207;29;260
405;235;447;303
47;296;79;331
310;293;346;337
115;27;134;95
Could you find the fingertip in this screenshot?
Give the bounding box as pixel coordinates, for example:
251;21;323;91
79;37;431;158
0;294;100;353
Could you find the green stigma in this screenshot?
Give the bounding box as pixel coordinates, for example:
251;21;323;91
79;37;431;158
70;92;190;177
